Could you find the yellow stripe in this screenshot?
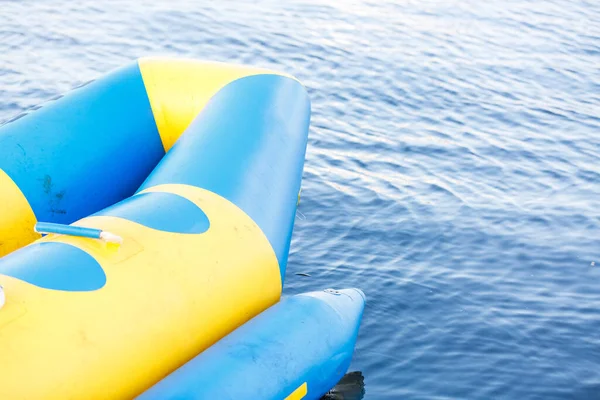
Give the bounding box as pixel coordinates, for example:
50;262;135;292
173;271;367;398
139;57;293;152
285;382;308;400
0;185;281;399
0;169;39;257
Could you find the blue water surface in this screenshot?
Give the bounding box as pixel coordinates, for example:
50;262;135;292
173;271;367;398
1;1;599;398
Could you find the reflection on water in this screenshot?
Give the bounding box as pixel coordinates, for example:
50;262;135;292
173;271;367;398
322;372;366;400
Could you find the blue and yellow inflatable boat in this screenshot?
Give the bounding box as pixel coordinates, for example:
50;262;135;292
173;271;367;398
0;58;365;399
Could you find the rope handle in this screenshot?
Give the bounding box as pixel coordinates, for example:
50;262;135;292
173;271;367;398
34;222;123;244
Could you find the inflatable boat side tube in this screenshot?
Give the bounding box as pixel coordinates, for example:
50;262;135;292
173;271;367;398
139;288;366;400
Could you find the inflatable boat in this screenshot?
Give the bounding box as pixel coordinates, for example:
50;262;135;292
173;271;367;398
0;57;365;399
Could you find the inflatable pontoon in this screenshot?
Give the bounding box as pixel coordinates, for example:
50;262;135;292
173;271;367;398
0;58;364;400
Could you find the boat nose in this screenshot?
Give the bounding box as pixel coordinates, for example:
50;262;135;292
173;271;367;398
322;287;366;326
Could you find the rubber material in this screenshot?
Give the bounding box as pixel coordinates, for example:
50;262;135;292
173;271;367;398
139;288;366;400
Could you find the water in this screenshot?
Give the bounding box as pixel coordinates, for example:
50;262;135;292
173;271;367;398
1;1;600;398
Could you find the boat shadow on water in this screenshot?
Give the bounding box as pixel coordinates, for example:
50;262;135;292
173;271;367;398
321;371;365;400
